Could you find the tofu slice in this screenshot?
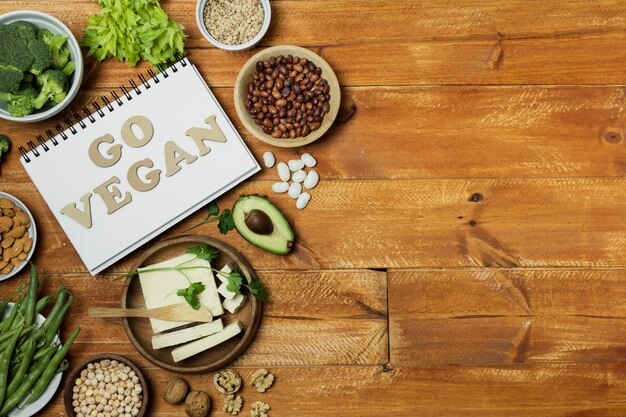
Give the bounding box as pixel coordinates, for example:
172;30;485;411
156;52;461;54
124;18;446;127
152;319;224;350
222;294;247;314
171;321;244;362
138;253;224;333
217;282;237;300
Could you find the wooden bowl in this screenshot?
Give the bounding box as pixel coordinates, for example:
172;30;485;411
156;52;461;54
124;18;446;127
63;353;149;417
121;235;263;373
234;45;341;148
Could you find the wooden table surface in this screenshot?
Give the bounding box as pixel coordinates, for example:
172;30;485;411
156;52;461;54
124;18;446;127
2;1;626;415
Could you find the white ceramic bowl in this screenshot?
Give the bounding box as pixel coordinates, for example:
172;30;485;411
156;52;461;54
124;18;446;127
0;192;37;281
196;0;271;51
0;10;84;123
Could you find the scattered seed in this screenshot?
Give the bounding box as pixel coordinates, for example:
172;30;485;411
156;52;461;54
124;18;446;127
288;159;305;171
277;162;290;182
296;193;311;210
300;153;316;168
304;170;319;190
262;151;275;168
291;170;306;183
271;182;289;193
288;182;302;199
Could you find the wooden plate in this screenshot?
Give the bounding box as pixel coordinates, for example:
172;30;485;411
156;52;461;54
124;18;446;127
63;353;149;417
121;235;263;373
234;45;341;148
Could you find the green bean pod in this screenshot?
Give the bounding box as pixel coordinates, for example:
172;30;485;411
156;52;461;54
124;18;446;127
42;295;73;348
0;326;21;410
24;287;65;349
6;338;36;398
0;329;20;348
35;294;54;315
0;348;55;417
20;265;38;328
24;327;80;406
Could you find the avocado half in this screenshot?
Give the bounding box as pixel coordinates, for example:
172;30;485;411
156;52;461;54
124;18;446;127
232;195;294;255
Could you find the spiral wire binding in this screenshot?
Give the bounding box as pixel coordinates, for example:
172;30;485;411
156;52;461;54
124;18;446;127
19;55;189;163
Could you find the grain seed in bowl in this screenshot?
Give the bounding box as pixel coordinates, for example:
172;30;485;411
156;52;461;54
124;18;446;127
72;359;143;417
203;0;264;46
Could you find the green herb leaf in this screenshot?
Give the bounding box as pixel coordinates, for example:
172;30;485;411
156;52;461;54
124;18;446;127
207;201;220;217
186;243;219;262
224;270;243;295
245;278;268;301
176;282;205;310
217;209;235;235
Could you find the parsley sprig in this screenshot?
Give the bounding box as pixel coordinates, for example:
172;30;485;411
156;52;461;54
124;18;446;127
181;202;234;234
114;243;268;310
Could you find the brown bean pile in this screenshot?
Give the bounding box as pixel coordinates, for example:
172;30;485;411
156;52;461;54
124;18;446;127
244;55;331;139
0;198;32;275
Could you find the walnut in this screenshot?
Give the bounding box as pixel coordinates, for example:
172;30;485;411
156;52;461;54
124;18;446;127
223;393;243;415
250;401;270;417
248;369;274;393
163;377;189;405
214;369;242;394
185;390;210;417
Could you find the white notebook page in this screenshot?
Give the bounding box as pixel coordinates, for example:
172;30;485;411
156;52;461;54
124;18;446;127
21;59;260;274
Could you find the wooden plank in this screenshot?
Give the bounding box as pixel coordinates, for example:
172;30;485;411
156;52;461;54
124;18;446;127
3;177;626;272
3;85;626;182
389;269;626;365
3;0;626;47
1;2;626;86
2;269;387;366
35;364;626;416
55;37;626;87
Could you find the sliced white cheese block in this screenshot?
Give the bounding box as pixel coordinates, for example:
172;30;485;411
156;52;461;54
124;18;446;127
152;319;224;350
215;264;233;284
217;282;236;300
223;294;247;314
216;264;238;300
171;321;244;362
138;253;224;333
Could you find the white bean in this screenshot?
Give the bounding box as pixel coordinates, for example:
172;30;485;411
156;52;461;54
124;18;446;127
277;162;290;181
262;151;275;168
292;170;306;183
288;182;302;199
304;170;319;190
296;193;311;209
288;159;305;171
301;153;317;167
272;182;289;193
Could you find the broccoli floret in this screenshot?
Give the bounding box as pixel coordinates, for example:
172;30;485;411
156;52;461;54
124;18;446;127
0;26;33;72
0;65;23;94
0;84;37;117
61;60;75;76
38;28;69;69
28;39;53;75
8;21;37;42
0;135;10;162
53;46;70;69
33;69;67;109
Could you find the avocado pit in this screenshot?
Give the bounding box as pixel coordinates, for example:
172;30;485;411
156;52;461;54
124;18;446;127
244;209;274;235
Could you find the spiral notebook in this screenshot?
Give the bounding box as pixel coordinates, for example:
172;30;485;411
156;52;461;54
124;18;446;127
19;57;260;275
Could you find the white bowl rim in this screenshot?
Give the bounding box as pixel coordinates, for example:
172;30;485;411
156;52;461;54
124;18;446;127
196;0;271;51
0;192;38;281
0;10;84;123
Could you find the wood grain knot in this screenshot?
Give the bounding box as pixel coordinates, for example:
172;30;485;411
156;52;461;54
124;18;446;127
469;193;483;202
468;219;478;227
600;127;623;144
